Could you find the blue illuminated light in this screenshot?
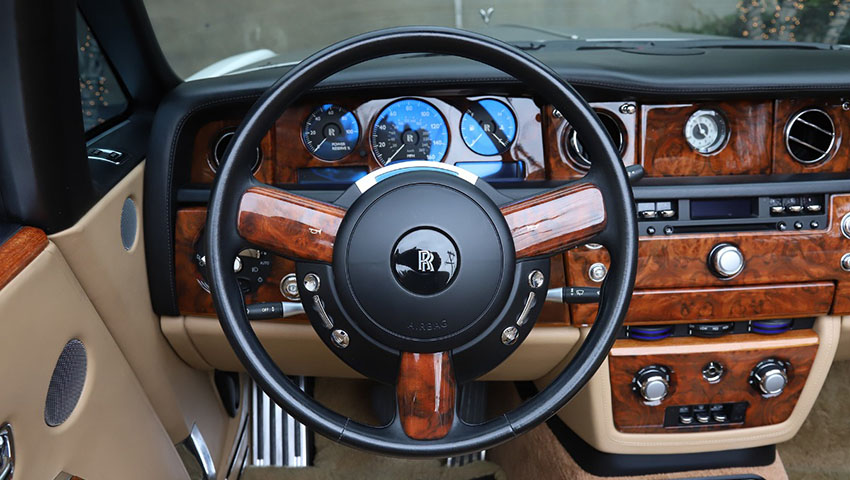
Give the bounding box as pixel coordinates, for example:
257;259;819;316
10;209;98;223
455;161;524;182
461;99;517;156
302;103;360;161
371;99;449;164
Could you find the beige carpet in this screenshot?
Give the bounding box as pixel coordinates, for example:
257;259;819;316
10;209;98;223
489;419;788;480
242;368;850;480
778;360;850;480
242;378;506;480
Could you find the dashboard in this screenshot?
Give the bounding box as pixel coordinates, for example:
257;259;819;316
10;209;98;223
145;48;850;447
178;93;850;322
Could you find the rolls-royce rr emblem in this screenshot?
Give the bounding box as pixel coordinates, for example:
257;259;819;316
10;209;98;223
417;250;435;272
391;228;459;295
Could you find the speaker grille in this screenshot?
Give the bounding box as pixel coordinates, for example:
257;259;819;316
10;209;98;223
120;196;137;251
45;339;87;427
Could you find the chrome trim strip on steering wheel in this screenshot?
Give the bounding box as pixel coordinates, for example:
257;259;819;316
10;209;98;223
355;160;479;193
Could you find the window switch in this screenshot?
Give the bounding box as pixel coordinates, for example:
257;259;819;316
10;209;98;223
87;147;125;165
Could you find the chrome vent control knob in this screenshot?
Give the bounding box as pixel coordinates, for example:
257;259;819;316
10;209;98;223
633;365;671;403
708;243;745;279
750;358;789;397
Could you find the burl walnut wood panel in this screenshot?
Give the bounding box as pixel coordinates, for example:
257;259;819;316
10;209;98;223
566;194;850;318
176;207;569;323
238;186;345;262
0;226;48;290
609;329;818;433
501;183;606;258
397;352;456;440
772;98;850;174
544;102;637;180
175;207;308;319
572;282;834;327
640;101;773;177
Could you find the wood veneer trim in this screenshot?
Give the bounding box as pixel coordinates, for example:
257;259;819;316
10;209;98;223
501;183;606;258
237;186;345;262
609;329;819;433
0;226;48;290
396;351;455;440
572;281;835;326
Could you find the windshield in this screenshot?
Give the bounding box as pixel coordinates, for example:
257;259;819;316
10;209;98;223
144;0;850;78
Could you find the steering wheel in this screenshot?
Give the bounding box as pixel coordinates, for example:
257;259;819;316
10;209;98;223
206;26;637;457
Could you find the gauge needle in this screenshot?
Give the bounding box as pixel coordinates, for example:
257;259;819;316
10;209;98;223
468;132;484;147
314;137;327;150
489;131;507;147
387;144;406;163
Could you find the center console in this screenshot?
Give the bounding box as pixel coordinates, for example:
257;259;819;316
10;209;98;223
609;328;818;433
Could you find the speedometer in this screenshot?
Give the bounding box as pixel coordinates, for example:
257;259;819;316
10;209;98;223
371;99;448;165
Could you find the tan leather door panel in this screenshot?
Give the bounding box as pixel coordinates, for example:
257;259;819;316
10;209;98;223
0;231;188;479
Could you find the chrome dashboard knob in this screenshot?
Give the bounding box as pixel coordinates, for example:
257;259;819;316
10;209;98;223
633;365;670;403
750;358;789;397
708;243;744;278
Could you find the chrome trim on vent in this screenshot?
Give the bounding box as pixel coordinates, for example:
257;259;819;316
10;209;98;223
784;108;836;164
209;129;262;173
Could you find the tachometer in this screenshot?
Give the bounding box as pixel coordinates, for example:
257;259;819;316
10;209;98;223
371;99;448;165
460;99;516;155
302;104;360;161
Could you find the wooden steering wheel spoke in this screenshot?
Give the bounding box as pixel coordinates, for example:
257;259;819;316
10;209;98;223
500;182;606;259
396;352;456;440
237;185;346;262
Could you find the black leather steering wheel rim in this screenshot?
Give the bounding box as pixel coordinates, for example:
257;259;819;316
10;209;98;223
205;26;637;457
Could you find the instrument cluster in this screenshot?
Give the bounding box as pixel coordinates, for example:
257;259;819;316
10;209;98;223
300;97;520;168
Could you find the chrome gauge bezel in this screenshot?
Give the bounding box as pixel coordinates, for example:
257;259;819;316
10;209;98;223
369;98;450;166
683;108;730;155
301;104;361;162
459;98;517;156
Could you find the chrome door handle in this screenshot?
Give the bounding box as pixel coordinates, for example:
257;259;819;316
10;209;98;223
0;423;14;480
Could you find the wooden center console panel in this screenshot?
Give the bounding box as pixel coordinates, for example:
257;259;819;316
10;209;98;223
609;329;819;433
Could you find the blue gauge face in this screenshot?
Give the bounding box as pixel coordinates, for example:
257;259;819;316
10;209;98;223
302;104;360;161
371;99;449;165
460;99;517;156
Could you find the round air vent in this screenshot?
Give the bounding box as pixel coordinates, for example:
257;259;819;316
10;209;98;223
785;108;835;164
565;111;625;170
209;129;262;172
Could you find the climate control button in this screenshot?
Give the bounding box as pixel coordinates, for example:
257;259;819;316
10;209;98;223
750;358;789;397
632;365;671;403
